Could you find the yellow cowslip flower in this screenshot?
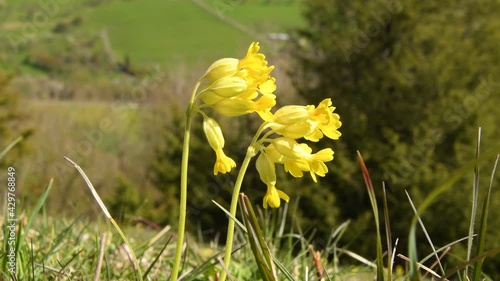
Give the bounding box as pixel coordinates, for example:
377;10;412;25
202;117;236;175
197;42;276;118
263;185;290;209
264;98;342;141
256;152;289;208
305;98;342;141
268;138;334;182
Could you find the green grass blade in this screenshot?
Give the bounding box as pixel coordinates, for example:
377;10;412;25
30;241;35;280
276;201;289;239
241;195;274;269
14;222;23;278
140;225;171;255
64;156;142;281
56;249;83;279
405;191;445;276
357;151;384;281
445;247;500;279
178;244;246;281
472;154;499;281
43;221;77;261
382;183;392;281
21;179;54;245
465;128;482;279
142;236;172;279
212;200;247;233
407;145;500;280
271;255;295;281
240;194;276;281
0;136;23;160
420;236;469;264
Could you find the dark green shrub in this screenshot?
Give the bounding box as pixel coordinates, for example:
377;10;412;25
290;0;500;275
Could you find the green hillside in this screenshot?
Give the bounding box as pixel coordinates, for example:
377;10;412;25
1;0;303;68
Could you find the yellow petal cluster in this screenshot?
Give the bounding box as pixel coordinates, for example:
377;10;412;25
202;117;236;175
251;98;342;208
264;98;342;141
264;138;334;182
198;42;276;118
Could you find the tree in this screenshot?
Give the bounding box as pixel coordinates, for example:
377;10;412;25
290;0;500;274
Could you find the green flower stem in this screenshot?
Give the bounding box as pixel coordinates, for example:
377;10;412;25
220;145;257;281
170;83;200;281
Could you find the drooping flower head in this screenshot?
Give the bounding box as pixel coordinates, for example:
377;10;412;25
196;42;276;118
202;117;236;175
267;138;334;182
251;99;342;208
256;152;289;208
263;98;342;141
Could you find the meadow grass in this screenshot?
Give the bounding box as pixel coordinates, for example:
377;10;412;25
1;1;499;280
1;130;498;280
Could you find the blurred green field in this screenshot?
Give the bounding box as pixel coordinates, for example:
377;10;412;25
79;0;302;64
1;0;303;67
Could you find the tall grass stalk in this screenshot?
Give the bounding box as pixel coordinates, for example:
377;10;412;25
407;135;500;280
356;151;384;281
65;157;143;281
0;136;22;159
382;183;393;281
405;191;445;278
465;128;482;279
472;154;499;281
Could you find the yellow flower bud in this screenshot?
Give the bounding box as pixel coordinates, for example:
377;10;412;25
256;151;290;208
200;76;248;98
196;42;276;118
270;122;315;140
256;152;276;185
271;105;310;125
201;58;239;82
203;117;236;175
212;98;255;116
203;117;224;150
271;138;309;159
211;94;276;117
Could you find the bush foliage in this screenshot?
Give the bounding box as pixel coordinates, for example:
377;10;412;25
289;0;500;275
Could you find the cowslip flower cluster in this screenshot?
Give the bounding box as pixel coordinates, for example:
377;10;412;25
255;99;342;208
194;42;276;175
194;42;341;208
196;42;276;118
